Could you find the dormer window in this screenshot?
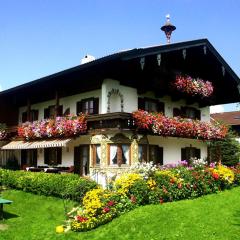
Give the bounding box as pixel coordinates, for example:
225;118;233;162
77;98;99;115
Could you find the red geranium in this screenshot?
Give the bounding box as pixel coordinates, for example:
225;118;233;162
107;200;115;207
76;215;88;222
212;172;219;180
103;207;110;213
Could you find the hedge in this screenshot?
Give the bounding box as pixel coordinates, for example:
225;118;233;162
0;169;98;202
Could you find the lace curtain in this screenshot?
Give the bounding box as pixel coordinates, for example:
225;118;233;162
122;145;130;164
110;145;117;164
96;145;101;164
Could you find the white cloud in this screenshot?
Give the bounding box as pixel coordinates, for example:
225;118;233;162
210;105;225;114
0;84;2;92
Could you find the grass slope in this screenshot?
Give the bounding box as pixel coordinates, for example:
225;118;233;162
1;188;240;240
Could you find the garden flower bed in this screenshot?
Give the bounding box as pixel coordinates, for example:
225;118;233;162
63;160;240;232
18;114;87;140
132;110;227;140
172;75;214;98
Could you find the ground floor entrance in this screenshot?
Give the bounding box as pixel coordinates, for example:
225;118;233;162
74;145;90;176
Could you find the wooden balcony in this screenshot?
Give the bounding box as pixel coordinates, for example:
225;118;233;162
87;112;135;132
3;112;136;139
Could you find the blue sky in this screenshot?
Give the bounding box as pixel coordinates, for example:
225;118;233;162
0;0;239;112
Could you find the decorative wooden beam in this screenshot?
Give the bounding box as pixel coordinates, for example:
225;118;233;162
55;91;59;118
27;99;31;121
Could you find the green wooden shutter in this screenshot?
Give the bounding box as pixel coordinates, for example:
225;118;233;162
195;148;201;159
44;108;50;119
93;98;99;114
138;98;145;110
44;149;49;164
57;148;62;165
181;148;187;161
76;101;83;115
157;102;165;114
22;112;27;122
195;109;201;120
173;108;181;117
57;105;63;116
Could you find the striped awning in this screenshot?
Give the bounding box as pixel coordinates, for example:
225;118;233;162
1;139;72;150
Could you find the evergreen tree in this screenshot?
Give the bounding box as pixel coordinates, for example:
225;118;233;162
208;129;240;166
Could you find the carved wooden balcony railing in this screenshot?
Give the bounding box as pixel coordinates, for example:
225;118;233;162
87;112;135;131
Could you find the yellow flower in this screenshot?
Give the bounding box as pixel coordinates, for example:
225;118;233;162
114;173;142;195
147;178;157;190
56;225;64;233
210;165;234;184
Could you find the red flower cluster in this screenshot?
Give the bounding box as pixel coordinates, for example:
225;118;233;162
107;200;115;207
212;172;219;180
132;110;227;140
103;207;110;213
173;75;214;98
76;215;88;222
18;114;87;140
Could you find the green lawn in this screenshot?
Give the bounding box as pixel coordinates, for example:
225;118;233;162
1;188;240;240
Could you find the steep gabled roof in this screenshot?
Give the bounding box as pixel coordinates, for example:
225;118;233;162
1;38;239;95
211;111;240;126
0;38;239;107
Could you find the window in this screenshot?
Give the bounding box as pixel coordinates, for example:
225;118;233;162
21;149;37;167
109;144;130;166
138;145;163;165
92;144;101;165
44;105;63;119
44;148;62;166
138;98;164;113
138;145;148;162
22;110;39;122
145;100;158;112
173;107;201;120
181;147;201;162
77;98;99;115
149;145;163;165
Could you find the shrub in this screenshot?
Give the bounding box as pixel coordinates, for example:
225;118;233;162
0;169;97;202
65;163;238;232
5;156;20;170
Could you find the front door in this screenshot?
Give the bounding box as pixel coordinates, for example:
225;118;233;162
74;145;90;176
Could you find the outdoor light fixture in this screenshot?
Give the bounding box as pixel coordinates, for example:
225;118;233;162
161;14;176;44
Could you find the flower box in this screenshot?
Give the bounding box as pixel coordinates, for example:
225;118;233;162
18;114;87;140
173;75;214;98
132;110;227;140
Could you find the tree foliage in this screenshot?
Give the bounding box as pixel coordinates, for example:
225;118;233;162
208;129;240;166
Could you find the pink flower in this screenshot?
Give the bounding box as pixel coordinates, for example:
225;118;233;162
103;207;110;213
107;200;115;207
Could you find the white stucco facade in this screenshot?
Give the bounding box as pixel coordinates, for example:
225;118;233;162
18;79;210;124
147;136;208;164
9;79;212;171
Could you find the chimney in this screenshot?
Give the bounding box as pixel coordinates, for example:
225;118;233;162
81;54;95;64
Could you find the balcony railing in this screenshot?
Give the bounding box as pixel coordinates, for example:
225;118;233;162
87;112;135;131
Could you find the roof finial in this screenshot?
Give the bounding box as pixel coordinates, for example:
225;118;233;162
161;14;176;44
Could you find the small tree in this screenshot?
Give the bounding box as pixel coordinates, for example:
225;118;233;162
208;129;240;166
